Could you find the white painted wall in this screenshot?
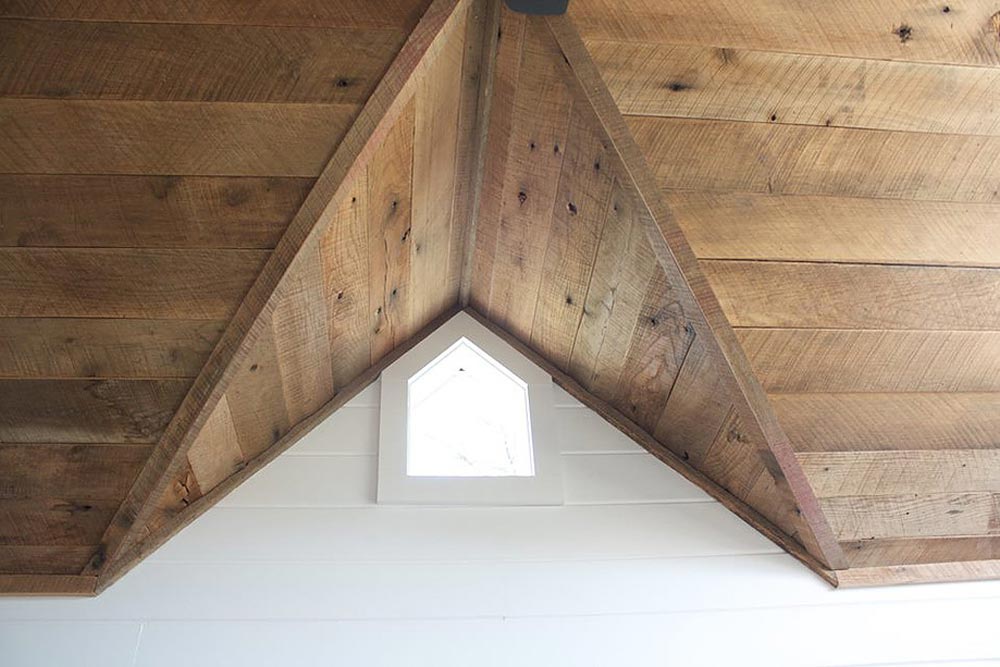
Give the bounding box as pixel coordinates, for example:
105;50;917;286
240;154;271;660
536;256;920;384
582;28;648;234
3;383;1000;667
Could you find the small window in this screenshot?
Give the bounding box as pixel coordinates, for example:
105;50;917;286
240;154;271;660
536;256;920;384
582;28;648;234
377;312;562;505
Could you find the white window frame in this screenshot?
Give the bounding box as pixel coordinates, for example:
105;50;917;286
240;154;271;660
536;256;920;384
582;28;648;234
377;311;563;505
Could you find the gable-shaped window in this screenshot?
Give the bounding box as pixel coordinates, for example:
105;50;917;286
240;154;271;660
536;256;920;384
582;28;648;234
377;312;562;505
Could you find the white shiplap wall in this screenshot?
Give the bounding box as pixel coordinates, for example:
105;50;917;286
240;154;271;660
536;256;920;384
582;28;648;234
3;382;1000;666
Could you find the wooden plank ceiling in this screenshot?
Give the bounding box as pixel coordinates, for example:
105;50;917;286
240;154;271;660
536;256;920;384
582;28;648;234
1;0;998;594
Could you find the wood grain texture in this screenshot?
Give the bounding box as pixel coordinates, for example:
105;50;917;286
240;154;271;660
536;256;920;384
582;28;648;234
0;175;310;248
90;0;467;580
0;574;95;596
570;0;1000;66
0;100;358;176
591;40;1000;135
822;492;1000;540
704;261;1000;330
0;0;429;29
669;192;1000;267
0;444;149;501
0;546;97;575
0;379;188;444
843;536;1000;568
185;397;244;495
739;329;1000;393
0;499;117;546
631;117;1000;202
0;319;224;379
0;249;267;319
836;560;1000;587
773;393;1000;452
0;20;405;103
800;450;1000;497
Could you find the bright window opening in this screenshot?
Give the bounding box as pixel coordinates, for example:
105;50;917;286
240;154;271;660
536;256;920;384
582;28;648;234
406;338;534;477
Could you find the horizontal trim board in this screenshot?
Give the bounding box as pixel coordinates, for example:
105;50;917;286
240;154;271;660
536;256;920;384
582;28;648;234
0;443;150;501
822;492;1000;540
0;545;98;574
843;536;1000;568
569;0;1000;66
0;0;428;29
773;393;1000;452
0;99;359;176
0;174;311;248
0;20;405;103
738;328;1000;393
0;318;225;379
837;560;1000;587
704;261;1000;330
669;192;1000;267
0;575;95;596
591;40;1000;136
631;116;1000;202
0;248;268;319
0;499;117;546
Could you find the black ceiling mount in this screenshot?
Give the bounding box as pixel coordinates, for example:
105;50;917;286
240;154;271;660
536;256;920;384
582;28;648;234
503;0;569;15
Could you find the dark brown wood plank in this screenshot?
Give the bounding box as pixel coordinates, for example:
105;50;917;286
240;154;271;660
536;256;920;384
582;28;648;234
0;499;118;546
0;0;428;29
0;546;97;575
0;319;224;379
705;261;1000;330
0;249;267;319
0;379;188;443
774;393;1000;452
0;100;359;177
0;444;150;500
0;20;405;103
0;175;310;248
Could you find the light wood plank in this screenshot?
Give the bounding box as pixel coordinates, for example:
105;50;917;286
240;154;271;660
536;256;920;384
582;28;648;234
843;536;1000;568
0;574;95;596
632;117;1000;202
0;0;428;29
739;329;1000;393
185;396;245;495
0;20;405;103
800;450;1000;497
367;99;417;363
823;493;1000;540
705;261;1000;330
837;560;1000;587
0;100;358;177
591;40;1000;135
0;379;188;444
570;0;1000;66
774;393;1000;452
530;110;614;370
0;249;267;320
0;319;224;379
669;192;1000;267
0;546;97;575
224;326;291;461
0;175;309;249
0;444;149;500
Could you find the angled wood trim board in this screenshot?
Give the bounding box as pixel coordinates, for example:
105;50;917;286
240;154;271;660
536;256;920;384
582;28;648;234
87;0;471;580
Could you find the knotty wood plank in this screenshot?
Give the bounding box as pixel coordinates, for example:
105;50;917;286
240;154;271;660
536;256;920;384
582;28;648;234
368;99;417;363
631;117;1000;202
800;450;1000;497
224;326;291;462
319;176;372;389
0;175;309;249
567;177;656;398
0;20;405;103
91;0;467;578
544;14;846;569
0;100;358;177
775;393;1000;452
0;0;428;29
530;110;614;370
739;329;1000;393
185;396;245;495
668;192;1000;267
0;546;97;575
843;536;1000;568
570;0;1000;66
483;19;574;340
0;444;149;500
590;40;1000;136
0;379;188;444
97;308;460;593
0;249;267;320
0;574;95;596
0;319;224;379
0;499;117;546
466;6;526;311
411;5;466;327
706;261;1000;330
822;492;1000;540
836;560;1000;587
